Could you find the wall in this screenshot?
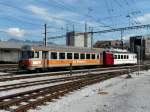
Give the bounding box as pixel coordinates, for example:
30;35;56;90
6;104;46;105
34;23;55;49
0;49;20;63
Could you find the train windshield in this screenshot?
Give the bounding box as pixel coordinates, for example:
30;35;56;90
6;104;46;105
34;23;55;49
21;51;39;59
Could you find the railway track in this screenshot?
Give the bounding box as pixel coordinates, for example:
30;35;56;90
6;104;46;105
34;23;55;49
0;69;128;92
0;64;18;72
0;64;148;82
0;64;149;112
0;69;128;112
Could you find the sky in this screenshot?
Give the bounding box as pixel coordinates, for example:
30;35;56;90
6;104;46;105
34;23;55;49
0;0;150;44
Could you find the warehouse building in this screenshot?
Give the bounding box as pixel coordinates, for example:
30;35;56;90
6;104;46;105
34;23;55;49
0;41;22;63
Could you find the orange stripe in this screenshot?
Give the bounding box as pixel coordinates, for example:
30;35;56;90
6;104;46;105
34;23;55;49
19;59;103;67
48;59;101;65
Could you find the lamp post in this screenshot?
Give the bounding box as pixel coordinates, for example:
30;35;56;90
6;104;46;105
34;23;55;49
137;45;141;75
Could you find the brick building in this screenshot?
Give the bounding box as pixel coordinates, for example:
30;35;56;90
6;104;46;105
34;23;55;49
93;40;122;48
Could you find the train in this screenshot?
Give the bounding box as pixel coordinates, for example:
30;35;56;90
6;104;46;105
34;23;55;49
18;45;137;70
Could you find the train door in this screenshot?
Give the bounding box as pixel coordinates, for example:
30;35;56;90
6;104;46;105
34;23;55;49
42;51;49;69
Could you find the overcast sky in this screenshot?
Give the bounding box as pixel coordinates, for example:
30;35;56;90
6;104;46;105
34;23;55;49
0;0;150;44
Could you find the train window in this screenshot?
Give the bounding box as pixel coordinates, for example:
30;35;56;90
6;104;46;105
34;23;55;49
80;53;85;59
97;54;100;59
34;51;39;58
67;53;72;59
59;53;65;59
86;54;90;59
51;52;57;59
28;51;34;58
114;55;117;59
21;51;27;58
127;55;129;59
92;54;96;59
121;55;123;59
124;55;126;59
74;53;79;59
118;55;120;59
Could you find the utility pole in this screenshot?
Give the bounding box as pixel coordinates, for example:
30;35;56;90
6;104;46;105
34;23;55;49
121;30;123;49
84;22;88;47
72;24;75;46
44;23;47;46
137;45;141;75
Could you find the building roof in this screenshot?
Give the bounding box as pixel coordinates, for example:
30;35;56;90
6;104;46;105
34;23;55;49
0;41;40;49
0;41;23;49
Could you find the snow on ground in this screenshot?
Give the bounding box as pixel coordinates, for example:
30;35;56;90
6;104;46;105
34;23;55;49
29;70;150;112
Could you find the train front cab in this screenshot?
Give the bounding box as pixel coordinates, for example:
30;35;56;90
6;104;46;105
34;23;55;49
103;51;114;66
19;49;44;70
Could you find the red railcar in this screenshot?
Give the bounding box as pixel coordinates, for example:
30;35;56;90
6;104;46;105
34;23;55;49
103;51;114;66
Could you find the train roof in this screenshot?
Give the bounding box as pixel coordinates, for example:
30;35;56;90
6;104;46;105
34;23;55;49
106;48;137;55
21;45;103;53
111;51;137;55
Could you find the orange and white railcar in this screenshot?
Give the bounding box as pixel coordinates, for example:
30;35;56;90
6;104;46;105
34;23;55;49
19;45;103;70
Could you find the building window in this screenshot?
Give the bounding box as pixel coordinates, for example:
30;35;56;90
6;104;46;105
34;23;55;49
51;52;57;59
80;53;85;59
74;53;79;59
67;53;72;59
86;54;90;59
4;50;10;53
59;53;65;59
92;54;96;59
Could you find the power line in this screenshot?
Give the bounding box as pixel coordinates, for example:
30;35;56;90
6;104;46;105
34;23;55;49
91;24;150;34
47;35;66;40
124;0;129;5
113;0;124;8
104;0;115;27
40;0;110;29
0;16;43;27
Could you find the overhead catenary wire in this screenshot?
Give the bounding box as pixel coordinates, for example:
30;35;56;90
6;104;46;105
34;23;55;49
39;0;112;30
104;0;115;27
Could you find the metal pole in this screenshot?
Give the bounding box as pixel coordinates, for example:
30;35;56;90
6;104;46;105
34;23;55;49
91;27;93;49
138;46;140;75
70;63;72;75
121;30;123;49
84;22;88;47
72;24;75;46
44;23;47;46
